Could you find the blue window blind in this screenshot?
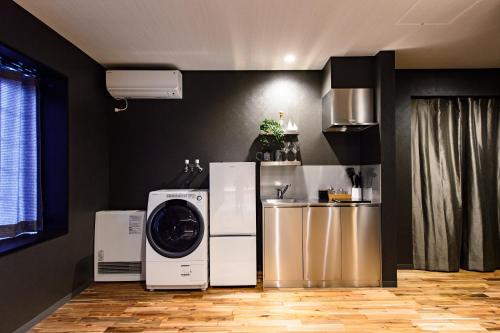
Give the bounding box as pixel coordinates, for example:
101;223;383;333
0;72;40;239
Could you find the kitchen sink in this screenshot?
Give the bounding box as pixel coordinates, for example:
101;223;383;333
264;199;298;204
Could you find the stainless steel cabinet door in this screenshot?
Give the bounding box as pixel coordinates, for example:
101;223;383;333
341;206;381;286
263;207;303;287
303;207;341;285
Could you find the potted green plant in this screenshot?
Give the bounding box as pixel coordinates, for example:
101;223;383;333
258;119;285;160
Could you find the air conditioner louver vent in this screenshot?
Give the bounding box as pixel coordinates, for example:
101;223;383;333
98;261;142;274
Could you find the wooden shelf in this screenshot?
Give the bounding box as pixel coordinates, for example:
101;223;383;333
260;161;302;167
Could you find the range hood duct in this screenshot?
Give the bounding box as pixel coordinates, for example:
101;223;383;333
322;88;377;132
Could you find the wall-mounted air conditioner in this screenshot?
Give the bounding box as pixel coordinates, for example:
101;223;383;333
106;70;182;99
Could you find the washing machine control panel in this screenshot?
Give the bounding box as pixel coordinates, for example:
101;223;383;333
161;192;206;205
165;193;197;199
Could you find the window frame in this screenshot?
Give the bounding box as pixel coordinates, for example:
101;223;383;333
0;42;68;256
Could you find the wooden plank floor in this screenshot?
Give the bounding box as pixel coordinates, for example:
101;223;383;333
31;270;500;333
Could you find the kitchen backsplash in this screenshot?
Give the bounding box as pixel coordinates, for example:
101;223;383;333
260;164;381;202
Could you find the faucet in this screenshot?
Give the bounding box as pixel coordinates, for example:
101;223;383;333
276;184;291;199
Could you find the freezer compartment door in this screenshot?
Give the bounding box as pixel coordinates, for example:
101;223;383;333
209;236;256;286
209;162;256;235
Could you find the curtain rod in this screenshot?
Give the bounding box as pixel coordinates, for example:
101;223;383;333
411;95;500;99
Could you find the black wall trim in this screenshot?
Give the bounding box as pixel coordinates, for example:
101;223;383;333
382;280;398;288
12;281;90;333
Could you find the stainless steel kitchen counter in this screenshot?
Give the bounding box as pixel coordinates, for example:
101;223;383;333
262;201;382;288
261;199;382;208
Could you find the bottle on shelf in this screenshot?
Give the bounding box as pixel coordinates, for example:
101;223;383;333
278;111;285;129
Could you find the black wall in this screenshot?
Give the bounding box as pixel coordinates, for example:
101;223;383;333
375;51;397;286
395;69;500;267
109;70;361;209
330;57;375;88
110;70;366;273
0;2;110;332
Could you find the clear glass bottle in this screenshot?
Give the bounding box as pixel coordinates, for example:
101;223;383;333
278;111;285;129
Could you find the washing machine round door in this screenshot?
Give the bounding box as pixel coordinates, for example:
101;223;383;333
146;199;205;258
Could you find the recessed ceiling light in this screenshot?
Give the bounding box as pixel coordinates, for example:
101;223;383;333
284;54;296;64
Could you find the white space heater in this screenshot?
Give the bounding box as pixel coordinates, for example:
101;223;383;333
94;210;146;282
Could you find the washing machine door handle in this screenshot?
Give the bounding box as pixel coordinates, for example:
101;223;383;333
179;218;196;236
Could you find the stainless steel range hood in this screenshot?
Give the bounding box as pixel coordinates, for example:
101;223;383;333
322;88;377;132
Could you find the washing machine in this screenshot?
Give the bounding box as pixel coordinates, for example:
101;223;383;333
146;189;208;290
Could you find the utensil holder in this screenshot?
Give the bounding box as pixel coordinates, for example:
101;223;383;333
351;188;362;201
363;187;372;201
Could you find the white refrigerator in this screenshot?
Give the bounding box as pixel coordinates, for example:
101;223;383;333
209;162;256;286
